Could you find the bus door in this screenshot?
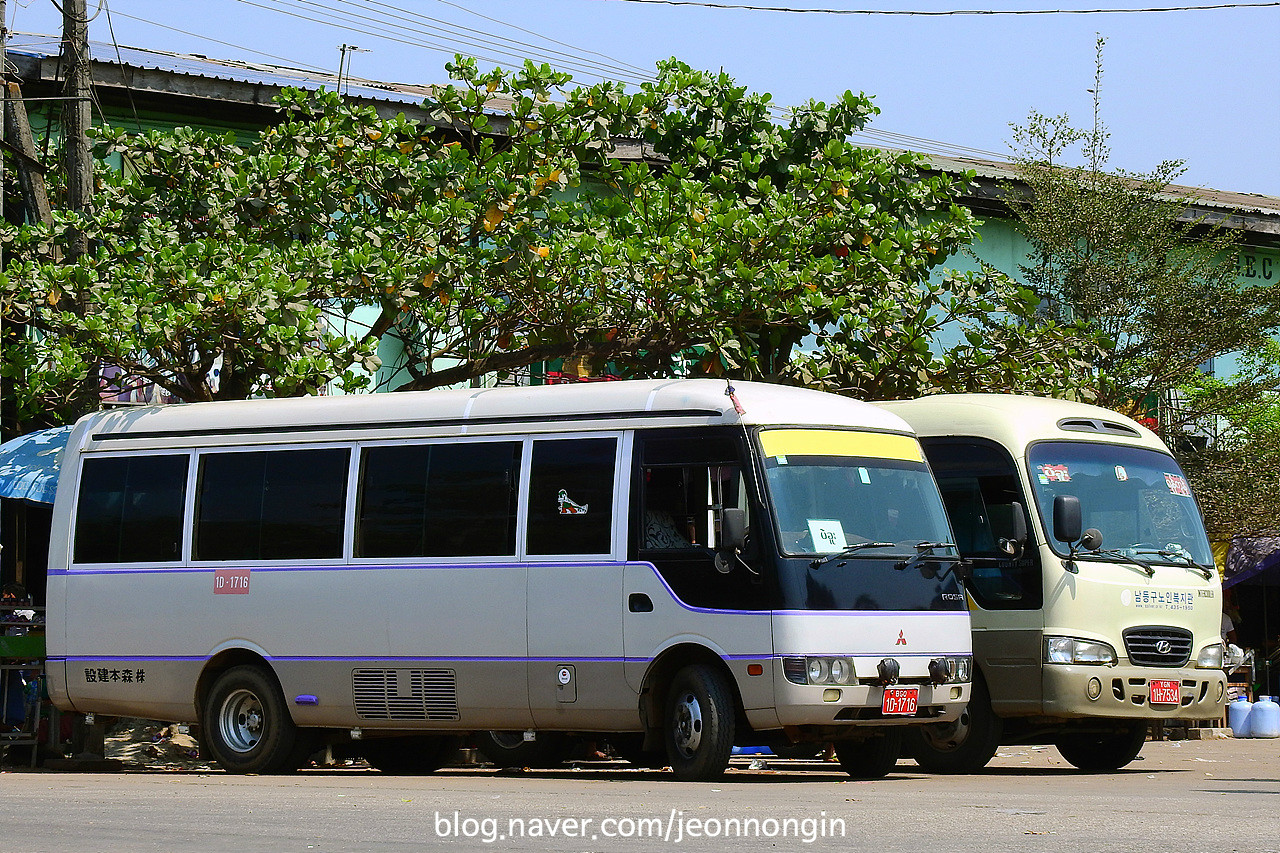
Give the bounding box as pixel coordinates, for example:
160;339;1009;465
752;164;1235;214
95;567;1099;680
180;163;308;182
921;438;1045;716
524;434;635;729
623;431;772;695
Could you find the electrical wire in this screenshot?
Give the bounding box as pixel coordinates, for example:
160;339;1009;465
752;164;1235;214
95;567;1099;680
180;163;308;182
584;0;1280;13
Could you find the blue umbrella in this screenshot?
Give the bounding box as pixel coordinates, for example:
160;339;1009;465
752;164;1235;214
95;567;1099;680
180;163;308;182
0;425;74;505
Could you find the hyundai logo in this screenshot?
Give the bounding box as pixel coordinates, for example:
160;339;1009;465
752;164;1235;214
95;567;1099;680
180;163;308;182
1155;640;1173;655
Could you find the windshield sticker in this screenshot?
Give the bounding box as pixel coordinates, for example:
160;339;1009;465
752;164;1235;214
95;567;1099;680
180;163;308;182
807;519;848;551
758;429;924;463
557;489;589;515
858;467;871;485
1115;466;1128;481
1038;464;1072;483
1120;588;1195;611
1164;473;1192;497
776;455;788;466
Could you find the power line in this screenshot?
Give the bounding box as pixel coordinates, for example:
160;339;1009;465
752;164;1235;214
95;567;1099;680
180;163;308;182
585;0;1280;13
232;0;654;86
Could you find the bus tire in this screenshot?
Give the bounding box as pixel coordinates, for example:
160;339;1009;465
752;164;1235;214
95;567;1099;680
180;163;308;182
903;678;1002;774
364;735;460;774
1054;722;1147;771
201;664;300;774
834;730;902;779
476;730;572;768
663;664;736;782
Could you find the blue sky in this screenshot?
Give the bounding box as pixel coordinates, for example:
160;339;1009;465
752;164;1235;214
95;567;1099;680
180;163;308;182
8;0;1279;195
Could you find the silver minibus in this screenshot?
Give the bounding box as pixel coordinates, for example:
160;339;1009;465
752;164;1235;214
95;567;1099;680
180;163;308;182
47;379;971;780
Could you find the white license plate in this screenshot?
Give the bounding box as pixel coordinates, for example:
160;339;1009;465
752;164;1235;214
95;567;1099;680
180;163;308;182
1149;679;1180;705
882;686;919;715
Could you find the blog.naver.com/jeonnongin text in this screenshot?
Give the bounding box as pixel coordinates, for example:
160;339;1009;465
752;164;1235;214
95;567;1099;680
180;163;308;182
433;809;846;844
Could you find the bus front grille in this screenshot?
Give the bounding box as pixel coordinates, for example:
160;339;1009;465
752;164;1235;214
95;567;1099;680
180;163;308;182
352;668;460;721
1122;627;1193;667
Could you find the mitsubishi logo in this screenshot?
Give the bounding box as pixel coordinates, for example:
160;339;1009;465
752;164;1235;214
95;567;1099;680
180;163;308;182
1155;640;1172;655
895;630;907;646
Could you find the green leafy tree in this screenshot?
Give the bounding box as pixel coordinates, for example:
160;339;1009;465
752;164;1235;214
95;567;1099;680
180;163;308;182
1005;37;1280;431
2;56;1094;436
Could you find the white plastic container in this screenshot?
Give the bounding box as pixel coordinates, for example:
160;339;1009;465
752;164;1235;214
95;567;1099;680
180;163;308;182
1228;695;1253;738
1251;695;1280;738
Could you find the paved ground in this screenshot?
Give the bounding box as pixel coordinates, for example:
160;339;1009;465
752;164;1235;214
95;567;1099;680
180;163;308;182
0;736;1277;852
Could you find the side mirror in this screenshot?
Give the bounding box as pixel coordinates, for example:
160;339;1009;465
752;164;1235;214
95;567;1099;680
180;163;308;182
714;508;747;575
999;501;1029;556
720;508;747;551
1053;495;1082;545
1079;528;1103;551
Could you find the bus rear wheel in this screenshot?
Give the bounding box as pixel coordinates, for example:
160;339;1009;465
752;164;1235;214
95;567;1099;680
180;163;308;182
834;731;902;779
201;664;301;774
1054;722;1147;771
903;677;1002;774
664;664;736;782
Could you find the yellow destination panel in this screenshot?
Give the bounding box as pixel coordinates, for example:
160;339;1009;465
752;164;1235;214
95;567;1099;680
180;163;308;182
758;428;924;463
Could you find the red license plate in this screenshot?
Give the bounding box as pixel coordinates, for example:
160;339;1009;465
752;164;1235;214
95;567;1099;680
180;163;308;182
1149;679;1180;705
882;686;919;715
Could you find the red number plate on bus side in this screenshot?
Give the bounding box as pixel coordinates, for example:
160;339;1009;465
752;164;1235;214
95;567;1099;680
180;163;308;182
882;686;919;715
1149;680;1180;705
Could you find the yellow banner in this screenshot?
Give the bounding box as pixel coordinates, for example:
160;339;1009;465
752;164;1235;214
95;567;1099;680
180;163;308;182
759;429;923;463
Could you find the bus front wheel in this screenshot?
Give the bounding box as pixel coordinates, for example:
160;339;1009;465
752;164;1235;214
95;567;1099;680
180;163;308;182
903;678;1002;774
834;731;902;779
201;664;301;774
1054;722;1147;771
664;664;736;781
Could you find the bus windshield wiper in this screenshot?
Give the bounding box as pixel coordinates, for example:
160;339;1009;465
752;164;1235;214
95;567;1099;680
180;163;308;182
809;542;896;569
1129;548;1215;580
893;542;960;572
1085;548;1156;578
896;540;962;573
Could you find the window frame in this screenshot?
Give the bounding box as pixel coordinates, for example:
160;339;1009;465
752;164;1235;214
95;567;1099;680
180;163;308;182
352;436;525;563
190;442;355;566
520;431;629;563
69;450;194;568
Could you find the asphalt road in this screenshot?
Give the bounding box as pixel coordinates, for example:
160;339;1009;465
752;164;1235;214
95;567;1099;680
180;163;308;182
1;737;1277;853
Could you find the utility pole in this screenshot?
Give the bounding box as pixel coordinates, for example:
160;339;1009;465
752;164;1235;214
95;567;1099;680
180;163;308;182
61;0;92;259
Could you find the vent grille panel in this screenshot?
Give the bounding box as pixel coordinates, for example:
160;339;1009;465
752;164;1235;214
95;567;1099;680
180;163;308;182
352;668;459;721
1123;627;1193;667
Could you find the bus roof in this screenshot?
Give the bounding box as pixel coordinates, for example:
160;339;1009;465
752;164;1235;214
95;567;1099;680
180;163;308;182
878;394;1172;456
69;379;913;451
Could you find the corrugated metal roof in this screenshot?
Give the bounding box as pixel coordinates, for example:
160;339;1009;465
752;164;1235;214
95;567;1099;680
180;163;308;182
920;151;1280;219
9;32;445;108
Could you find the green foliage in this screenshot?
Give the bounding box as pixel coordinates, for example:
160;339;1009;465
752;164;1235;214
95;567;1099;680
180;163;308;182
1006;37;1280;428
1;56;1094;432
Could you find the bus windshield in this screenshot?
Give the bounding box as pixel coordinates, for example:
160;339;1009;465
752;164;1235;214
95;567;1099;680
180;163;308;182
1027;440;1213;566
759;428;962;612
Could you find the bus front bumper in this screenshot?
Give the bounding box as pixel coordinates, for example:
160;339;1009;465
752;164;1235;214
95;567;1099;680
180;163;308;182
1041;664;1227;720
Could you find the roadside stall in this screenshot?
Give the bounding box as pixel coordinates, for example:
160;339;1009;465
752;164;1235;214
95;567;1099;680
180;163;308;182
0;426;73;766
1224;536;1280;700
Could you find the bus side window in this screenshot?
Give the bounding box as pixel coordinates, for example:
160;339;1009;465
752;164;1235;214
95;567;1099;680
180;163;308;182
357;442;521;558
526;437;617;556
194;448;349;561
74;455;189;564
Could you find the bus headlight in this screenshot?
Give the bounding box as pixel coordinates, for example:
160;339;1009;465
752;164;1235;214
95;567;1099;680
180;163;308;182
784;656;857;685
1045;636;1117;665
1196;643;1224;669
928;656;972;684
